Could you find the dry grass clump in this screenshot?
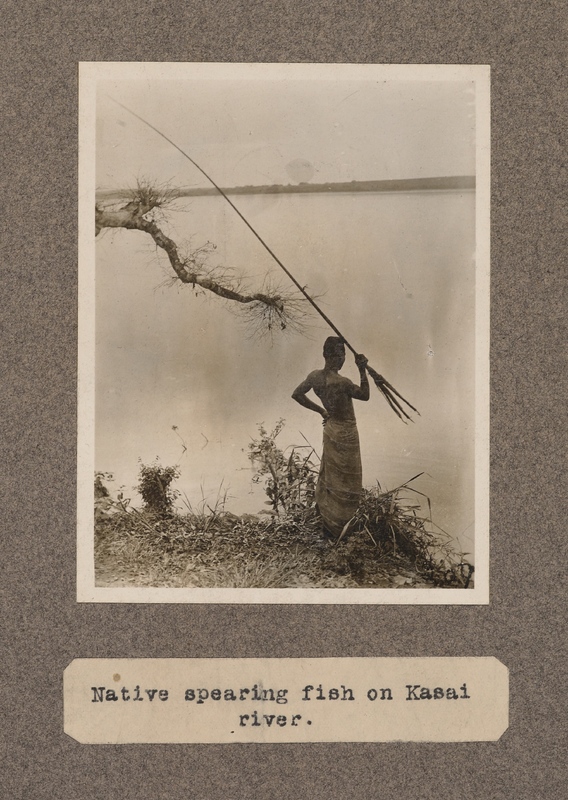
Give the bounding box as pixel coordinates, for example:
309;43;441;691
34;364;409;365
125;178;179;212
337;479;474;588
236;280;310;339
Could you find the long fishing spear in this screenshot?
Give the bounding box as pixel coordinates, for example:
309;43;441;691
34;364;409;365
108;97;419;422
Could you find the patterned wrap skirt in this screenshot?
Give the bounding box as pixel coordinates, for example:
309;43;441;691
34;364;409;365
315;417;362;537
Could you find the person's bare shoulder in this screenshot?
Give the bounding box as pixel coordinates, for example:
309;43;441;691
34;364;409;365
293;369;322;396
307;369;326;388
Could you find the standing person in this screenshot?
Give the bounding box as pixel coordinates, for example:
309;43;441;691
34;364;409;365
292;337;369;539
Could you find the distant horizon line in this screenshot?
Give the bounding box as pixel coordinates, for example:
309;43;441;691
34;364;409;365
96;175;476;202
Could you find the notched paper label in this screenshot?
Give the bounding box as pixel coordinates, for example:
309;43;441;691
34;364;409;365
64;657;508;743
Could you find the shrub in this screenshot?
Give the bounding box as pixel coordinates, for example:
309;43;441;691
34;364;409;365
136;459;180;515
248;420;317;515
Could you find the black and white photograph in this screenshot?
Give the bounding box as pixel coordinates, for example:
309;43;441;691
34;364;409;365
78;62;489;603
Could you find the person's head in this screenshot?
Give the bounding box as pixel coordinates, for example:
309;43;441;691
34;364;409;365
323;336;346;370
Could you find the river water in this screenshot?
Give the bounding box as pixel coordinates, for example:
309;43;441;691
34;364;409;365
95;189;478;557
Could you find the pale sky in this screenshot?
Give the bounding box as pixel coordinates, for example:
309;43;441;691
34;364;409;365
97;77;475;189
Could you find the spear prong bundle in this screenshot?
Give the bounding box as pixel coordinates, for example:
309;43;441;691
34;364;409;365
366;366;419;423
107;96;419;422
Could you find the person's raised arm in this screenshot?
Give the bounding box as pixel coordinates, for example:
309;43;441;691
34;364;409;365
350;354;370;401
292;372;329;420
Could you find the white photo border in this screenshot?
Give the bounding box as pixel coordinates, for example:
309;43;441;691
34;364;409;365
78;62;490;604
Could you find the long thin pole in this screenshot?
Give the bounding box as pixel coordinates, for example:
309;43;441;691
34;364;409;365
107;96;418;420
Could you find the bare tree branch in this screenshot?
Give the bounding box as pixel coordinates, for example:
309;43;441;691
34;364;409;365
96;198;281;307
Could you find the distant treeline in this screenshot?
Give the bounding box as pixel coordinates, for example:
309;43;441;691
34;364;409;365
96;176;475;203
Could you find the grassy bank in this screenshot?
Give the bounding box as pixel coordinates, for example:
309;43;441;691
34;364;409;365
95;485;473;590
95;422;473;590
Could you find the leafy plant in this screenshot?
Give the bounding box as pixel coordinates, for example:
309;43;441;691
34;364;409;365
136;458;180;515
248;420;318;515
